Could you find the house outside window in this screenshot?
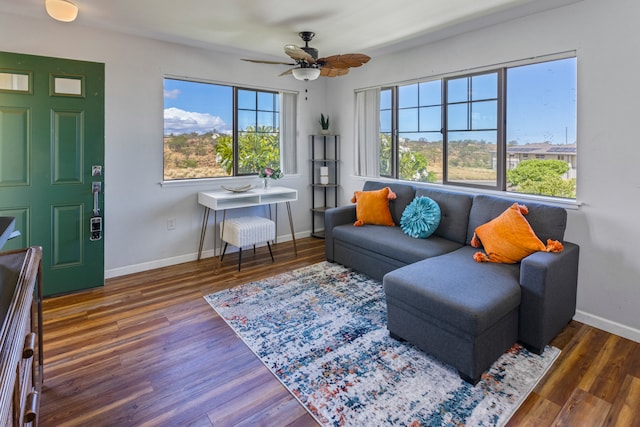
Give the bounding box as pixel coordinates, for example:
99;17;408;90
377;56;577;199
163;78;281;181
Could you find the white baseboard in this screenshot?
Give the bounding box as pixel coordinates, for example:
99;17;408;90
105;252;198;279
574;310;640;343
105;231;310;279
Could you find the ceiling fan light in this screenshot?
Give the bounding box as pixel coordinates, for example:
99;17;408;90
292;67;321;81
45;0;78;22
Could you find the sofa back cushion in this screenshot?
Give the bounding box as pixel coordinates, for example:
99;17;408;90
363;181;415;225
415;188;474;245
467;194;567;246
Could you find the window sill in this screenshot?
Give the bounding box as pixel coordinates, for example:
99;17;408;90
160;177;257;188
159;174;303;188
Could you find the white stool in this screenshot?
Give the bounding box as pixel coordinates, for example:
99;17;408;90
220;216;275;271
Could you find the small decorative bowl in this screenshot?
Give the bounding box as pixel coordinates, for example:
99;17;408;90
221;184;254;193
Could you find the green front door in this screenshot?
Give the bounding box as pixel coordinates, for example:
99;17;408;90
0;52;105;296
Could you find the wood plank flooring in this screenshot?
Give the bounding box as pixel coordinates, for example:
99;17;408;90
39;237;640;426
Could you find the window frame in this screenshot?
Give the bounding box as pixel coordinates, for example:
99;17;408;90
162;76;283;182
442;69;505;190
379;86;396;178
376;52;576;199
233;87;281;177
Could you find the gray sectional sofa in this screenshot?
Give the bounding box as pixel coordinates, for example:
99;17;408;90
324;180;579;383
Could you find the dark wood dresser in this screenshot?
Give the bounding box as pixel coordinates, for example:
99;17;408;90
0;247;43;426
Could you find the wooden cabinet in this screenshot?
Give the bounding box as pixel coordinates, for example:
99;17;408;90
310;135;339;238
0;247;43;426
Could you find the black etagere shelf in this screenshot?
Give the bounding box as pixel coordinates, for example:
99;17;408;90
310;134;339;238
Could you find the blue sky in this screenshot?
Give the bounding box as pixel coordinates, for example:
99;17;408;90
163;78;232;135
163;79;279;135
383;57;576;145
506;57;576;145
164;57;576;144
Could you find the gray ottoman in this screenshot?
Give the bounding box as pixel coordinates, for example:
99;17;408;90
383;246;521;384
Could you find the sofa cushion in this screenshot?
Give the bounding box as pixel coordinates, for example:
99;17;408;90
351;187;396;226
472;203;548;264
383;246;521;335
363;181;416;225
415;187;474;245
400;196;441;238
332;224;462;265
467;194;567;246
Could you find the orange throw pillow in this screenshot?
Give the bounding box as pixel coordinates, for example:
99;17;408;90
471;203;564;263
350;187;397;227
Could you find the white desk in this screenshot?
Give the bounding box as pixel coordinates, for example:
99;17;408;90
197;186;298;264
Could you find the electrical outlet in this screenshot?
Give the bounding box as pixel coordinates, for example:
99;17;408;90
167;218;176;230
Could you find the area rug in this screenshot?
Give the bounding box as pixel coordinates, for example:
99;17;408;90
204;262;559;426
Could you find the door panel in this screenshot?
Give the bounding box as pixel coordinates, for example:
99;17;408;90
53;110;83;183
0;51;104;295
52;204;83;267
0;107;29;185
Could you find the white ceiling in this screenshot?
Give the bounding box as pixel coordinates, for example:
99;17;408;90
1;0;580;59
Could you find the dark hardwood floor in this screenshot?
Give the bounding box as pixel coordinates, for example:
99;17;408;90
39;237;640;426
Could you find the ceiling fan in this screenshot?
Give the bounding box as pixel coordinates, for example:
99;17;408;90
242;31;370;81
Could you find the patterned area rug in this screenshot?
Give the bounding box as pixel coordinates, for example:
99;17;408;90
204;262;559;426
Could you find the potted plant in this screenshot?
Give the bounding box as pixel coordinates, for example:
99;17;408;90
320;114;330;134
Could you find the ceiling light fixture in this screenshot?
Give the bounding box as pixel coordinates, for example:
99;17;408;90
292;67;321;81
45;0;78;22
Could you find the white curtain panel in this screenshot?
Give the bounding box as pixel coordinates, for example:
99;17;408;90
354;88;380;177
281;92;298;175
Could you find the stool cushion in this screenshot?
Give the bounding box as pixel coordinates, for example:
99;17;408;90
220;216;275;248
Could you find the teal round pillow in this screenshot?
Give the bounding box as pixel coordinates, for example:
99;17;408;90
400;196;441;238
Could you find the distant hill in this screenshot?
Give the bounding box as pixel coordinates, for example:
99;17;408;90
163;132;229;180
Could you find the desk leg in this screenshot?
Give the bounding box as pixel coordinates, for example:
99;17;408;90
213;210;226;271
197;207;210;261
286;201;298;256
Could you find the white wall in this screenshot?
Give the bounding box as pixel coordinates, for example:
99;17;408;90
2;0;639;342
0;14;330;276
328;0;640;342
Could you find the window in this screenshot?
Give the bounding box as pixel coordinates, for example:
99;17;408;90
379;88;392;176
163;78;282;181
446;72;499;187
376;56;576;199
0;71;31;93
237;89;280;175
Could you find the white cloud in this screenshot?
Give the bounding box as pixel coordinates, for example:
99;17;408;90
164;89;180;99
163;107;229;135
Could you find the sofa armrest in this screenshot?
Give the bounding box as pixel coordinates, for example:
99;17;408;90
324;205;356;261
518;241;580;353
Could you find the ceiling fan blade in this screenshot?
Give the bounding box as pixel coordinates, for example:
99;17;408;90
320;67;350;78
278;68;295;77
247;32;370;79
318;54;371;69
241;59;296;66
284;44;316;63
